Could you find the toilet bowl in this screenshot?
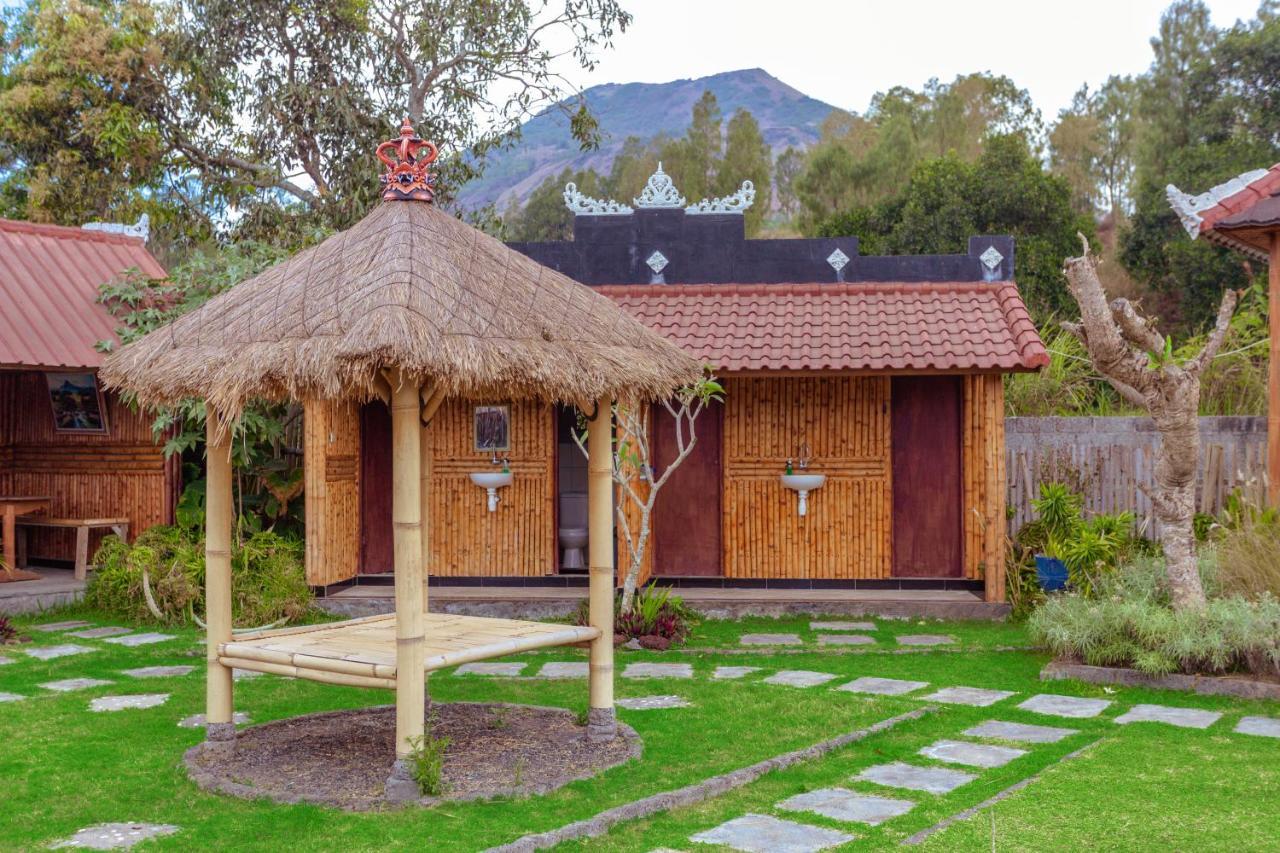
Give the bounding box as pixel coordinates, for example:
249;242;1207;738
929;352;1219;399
558;491;588;571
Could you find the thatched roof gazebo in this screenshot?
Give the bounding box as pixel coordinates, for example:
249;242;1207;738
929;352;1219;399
101;120;701;800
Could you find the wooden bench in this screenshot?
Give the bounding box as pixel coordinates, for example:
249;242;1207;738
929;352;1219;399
15;517;129;580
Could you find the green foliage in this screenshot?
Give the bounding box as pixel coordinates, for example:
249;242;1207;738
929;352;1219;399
1208;491;1280;599
406;723;450;797
504;166;607;242
0;614;16;643
1021;483;1146;598
575;583;699;644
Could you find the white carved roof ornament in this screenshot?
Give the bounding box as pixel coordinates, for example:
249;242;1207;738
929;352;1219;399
634;163;686;208
82;213;150;241
686;180;755;215
563;182;632;216
1166;168;1269;237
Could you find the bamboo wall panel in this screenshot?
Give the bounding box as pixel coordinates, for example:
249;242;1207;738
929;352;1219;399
303;399;361;586
721;376;891;579
962;374;1006;596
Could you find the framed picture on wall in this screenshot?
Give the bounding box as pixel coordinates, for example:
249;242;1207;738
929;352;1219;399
45;371;109;434
474;404;511;452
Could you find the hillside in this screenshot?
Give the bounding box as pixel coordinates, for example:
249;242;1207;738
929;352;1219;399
455;68;837;211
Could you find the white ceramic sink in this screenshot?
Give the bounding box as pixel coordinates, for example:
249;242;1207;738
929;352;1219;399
780;473;826;492
469;471;513;489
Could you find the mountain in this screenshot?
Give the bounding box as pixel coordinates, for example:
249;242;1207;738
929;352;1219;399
454;68;838;211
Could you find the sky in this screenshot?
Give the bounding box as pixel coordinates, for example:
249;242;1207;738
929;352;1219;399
552;0;1263;119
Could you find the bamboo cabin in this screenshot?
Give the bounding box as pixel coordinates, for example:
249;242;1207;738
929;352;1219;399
101;121;701;797
305;166;1048;604
0;217;178;577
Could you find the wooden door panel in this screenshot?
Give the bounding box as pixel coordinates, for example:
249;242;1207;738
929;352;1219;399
652;401;723;576
891;377;963;578
358;401;394;574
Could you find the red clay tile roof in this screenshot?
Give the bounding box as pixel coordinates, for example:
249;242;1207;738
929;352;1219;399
1169;164;1280;259
0;218;166;369
596;281;1048;373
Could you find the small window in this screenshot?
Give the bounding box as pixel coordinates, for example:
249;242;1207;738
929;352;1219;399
474;405;511;452
45;371;109;434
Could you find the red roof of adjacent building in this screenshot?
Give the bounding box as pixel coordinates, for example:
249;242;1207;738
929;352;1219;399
0;218;166;369
597;281;1048;373
1168;164;1280;260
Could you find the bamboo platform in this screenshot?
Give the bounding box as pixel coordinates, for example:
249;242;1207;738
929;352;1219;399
217;612;600;690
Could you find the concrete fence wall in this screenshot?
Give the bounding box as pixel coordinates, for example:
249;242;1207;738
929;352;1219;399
1006;416;1268;534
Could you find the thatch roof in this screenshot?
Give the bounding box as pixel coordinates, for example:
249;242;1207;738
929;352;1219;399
100;200;702;414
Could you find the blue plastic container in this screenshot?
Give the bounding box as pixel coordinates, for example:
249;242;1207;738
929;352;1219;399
1034;555;1069;592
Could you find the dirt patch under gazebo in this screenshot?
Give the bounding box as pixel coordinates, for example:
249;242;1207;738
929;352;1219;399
184;702;642;810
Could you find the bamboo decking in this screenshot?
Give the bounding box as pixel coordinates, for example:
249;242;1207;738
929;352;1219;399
217;613;600;690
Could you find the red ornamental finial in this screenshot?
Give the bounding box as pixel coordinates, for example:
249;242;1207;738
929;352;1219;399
377;118;438;202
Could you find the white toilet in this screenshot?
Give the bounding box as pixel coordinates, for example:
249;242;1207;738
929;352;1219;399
558;492;588;571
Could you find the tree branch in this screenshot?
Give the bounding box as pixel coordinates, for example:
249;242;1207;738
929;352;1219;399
1187;288;1239;374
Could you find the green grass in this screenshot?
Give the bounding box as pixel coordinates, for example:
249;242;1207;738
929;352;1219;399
2;606;1277;851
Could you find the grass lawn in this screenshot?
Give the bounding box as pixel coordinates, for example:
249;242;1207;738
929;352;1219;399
2;607;1277;851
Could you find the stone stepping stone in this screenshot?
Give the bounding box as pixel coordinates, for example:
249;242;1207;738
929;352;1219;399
763;670;838;688
817;634;875;646
895;634;955;646
963;720;1078;744
712;666;761;680
25;644;96;661
0;656;14;665
89;694;169;712
455;662;526;676
919;739;1027;768
0;692;24;703
68;626;132;639
690;813;854;852
837;676;929;696
810;621;876;631
1115;704;1222;729
854;761;976;795
1235;716;1280;738
1018;693;1112;719
921;686;1014;707
40;678;114;693
179;711;250;728
778;787;914;825
617;695;690;710
104;632;176;647
121;665;195;678
536;662;588;678
50;821;178;849
233;668;262;680
622;662;694;679
740;633;802;646
31;620;92;633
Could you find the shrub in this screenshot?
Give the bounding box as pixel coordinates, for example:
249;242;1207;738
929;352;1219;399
407;724;450;797
0;614;16;643
575;582;697;645
1213;514;1280;600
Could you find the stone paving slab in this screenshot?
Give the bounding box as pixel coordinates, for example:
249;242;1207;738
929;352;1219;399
179;711;251;728
739;633;803;646
25;643;96;660
963;720;1078;744
617;695;691;710
41;678;114;693
31;620;92;633
690;813;855;852
712;666;761;680
1114;703;1222;729
918;739;1027;768
90;694;169;712
837;676;929;696
920;686;1014;707
1018;693;1112;718
763;670;839;688
0;656;13;665
817;634;875;646
68;626;132;639
455;662;526;676
810;621;876;632
855;761;976;794
104;632;176;647
1235;716;1280;738
50;822;179;849
0;692;23;702
895;634;955;646
233;668;262;680
121;666;195;679
778;787;914;826
623;662;694;679
536;662;589;678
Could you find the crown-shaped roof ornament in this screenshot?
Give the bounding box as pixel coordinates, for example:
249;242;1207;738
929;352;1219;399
377;119;438;202
634;162;686;208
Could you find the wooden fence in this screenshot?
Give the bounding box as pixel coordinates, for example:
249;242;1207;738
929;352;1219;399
1006;416;1267;534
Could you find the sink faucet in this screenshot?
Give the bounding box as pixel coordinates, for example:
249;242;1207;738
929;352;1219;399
490;452;510;472
796;442;812;470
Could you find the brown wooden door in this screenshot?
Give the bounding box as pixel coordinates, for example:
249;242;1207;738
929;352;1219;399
358;401;394;574
891;376;963;578
651;401;723;576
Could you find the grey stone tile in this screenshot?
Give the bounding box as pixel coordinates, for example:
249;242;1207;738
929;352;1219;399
89;694;169;712
918;739;1027;768
232;668;262;680
50;822;179;849
536;662;589;678
617;695;690;710
1235;716;1280;738
817;634;875;646
920;686;1015;707
0;692;23;702
712;666;761;680
963;720;1078;744
854;761;976;794
1114;704;1222;729
40;678;114;693
25;644;96;660
763;670;838;688
837;676;929;696
104;632;176;647
895;634;955;646
0;656;14;665
455;662;526;676
1018;693;1112;719
622;662;694;679
121;665;195;678
31;620;92;633
178;711;250;728
740;633;803;646
778;787;914;825
689;813;854;852
810;621;876;631
67;626;132;639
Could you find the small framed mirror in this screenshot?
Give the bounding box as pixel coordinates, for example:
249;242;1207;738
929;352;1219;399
474;404;511;452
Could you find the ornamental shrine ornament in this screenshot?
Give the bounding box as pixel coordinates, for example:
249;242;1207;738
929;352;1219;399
378;119;438;202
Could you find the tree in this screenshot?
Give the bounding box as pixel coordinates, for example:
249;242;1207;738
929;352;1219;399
1062;238;1236;610
716;109;772;235
506;166;606;241
774;146;804;218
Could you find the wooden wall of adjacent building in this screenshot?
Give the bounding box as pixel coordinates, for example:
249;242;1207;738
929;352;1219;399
0;370;176;562
302;399;361;587
962;374;1006;596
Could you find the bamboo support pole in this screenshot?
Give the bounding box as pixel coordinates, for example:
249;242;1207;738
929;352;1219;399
1269;234;1279;507
586;395;616;740
391;371;425;761
204;408;235;742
